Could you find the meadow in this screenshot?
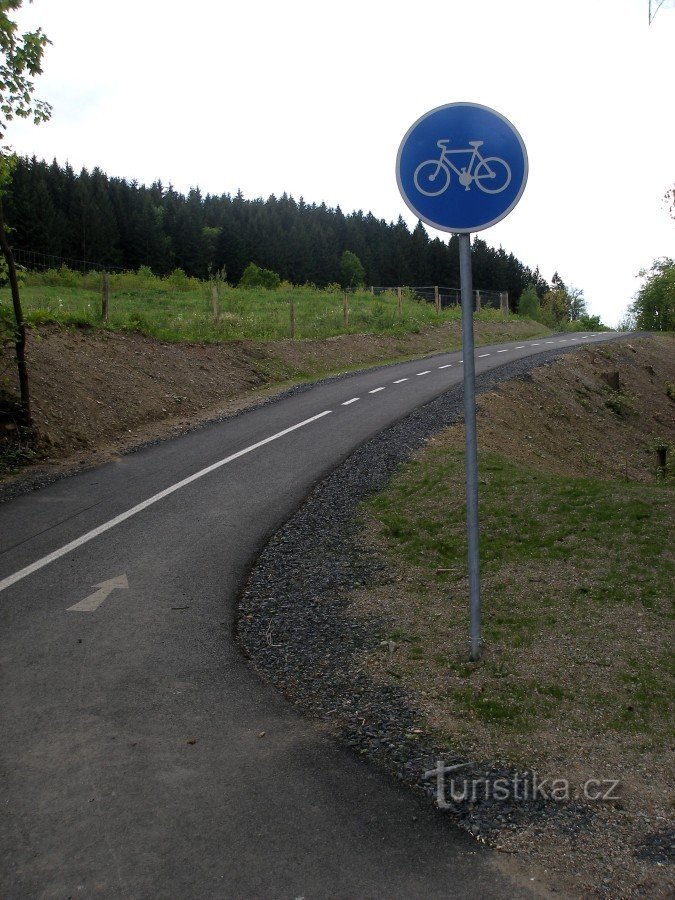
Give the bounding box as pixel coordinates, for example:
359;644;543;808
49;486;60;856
0;266;517;343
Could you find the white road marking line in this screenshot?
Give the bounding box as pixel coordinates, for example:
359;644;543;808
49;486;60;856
0;410;333;595
67;575;128;612
369;387;385;394
342;398;360;405
497;349;509;353
557;340;568;343
458;359;463;363
530;342;541;345
438;364;452;369
393;378;408;383
416;370;431;375
477;353;491;358
515;345;525;349
545;341;555;343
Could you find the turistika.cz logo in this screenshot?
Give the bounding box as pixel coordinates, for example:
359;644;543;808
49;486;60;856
423;760;621;809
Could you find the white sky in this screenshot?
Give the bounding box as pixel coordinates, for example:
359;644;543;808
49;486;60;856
8;0;675;325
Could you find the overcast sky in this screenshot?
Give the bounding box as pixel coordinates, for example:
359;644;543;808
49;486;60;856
9;0;675;325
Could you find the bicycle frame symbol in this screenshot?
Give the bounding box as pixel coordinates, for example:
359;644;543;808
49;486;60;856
413;139;511;196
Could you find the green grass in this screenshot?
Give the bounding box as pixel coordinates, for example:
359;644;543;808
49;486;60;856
370;451;672;583
0;268;519;343
364;450;674;736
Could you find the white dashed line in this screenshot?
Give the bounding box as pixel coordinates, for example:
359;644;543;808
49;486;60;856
497;349;509;353
393;378;408;384
515;345;525;349
342;398;360;406
545;341;555;344
477;353;490;358
557;340;567;343
416;370;431;375
530;342;540;346
369;387;385;394
438;364;452;369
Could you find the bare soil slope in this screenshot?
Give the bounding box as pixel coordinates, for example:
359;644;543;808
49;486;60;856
449;335;675;481
0;317;545;483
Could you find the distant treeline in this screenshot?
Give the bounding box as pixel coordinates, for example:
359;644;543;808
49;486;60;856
6;157;551;304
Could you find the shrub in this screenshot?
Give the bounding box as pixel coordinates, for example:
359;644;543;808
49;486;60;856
517;284;541;320
605;393;633;417
167;268;193;291
629;258;674;331
340;250;365;290
238;262;280;290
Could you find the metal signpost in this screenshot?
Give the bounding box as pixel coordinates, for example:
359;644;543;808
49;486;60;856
396;102;528;661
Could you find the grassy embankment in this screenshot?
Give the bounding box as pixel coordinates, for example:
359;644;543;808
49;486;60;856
366;452;672;738
0;268;477;341
359;339;674;767
0;266;565;344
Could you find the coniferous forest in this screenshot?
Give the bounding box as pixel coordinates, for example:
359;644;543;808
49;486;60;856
5;157;551;304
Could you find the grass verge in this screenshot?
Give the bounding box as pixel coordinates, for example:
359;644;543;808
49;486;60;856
363;449;673;758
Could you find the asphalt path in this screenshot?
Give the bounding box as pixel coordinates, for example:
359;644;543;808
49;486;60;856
0;332;616;899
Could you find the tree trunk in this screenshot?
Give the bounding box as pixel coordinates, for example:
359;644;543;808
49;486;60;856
0;196;31;425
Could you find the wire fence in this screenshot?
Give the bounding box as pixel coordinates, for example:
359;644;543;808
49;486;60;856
8;250;510;313
11;248;128;274
371;285;508;313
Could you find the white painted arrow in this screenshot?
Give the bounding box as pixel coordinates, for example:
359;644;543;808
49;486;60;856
67;575;129;612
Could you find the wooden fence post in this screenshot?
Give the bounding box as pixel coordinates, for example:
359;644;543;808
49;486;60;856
289;298;295;338
500;291;509;315
397;286;402;317
475;290;482;312
211;282;221;322
656;444;668;479
343;292;349;329
101;273;109;322
434;285;440;313
370;286;375;296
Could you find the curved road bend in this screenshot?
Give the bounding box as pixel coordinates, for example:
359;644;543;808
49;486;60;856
0;333;616;898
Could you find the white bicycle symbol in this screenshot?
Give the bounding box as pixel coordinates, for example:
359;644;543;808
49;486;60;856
414;139;511;196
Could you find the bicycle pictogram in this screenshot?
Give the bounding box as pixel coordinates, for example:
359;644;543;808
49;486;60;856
413;139;512;197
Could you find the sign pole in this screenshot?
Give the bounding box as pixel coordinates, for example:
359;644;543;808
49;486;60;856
396;101;528;664
458;232;481;661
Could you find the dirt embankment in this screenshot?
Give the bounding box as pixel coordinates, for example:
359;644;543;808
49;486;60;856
0;317;546;483
446;335;675;481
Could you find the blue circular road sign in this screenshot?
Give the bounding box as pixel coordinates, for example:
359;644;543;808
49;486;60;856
396;102;528;234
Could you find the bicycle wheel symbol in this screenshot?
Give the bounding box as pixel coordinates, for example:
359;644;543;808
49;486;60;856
473;157;511;194
413;162;451;197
